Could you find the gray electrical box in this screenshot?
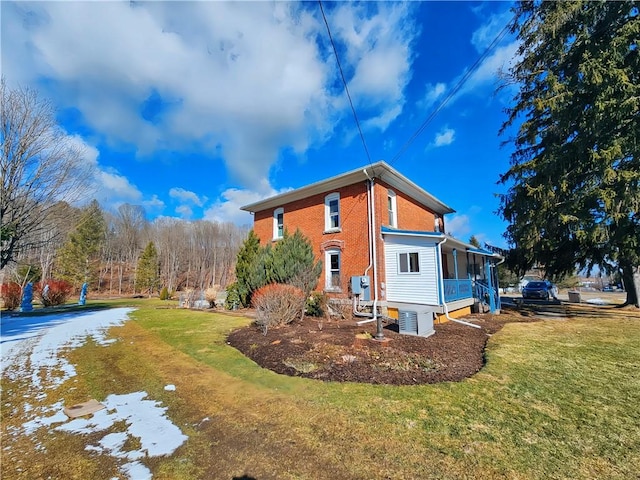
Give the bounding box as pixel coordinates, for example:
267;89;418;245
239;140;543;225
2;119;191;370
351;275;371;301
351;276;361;295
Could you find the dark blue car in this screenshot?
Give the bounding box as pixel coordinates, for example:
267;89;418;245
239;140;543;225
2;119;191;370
522;281;551;300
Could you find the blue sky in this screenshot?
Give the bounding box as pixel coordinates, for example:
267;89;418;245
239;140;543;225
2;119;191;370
2;1;520;248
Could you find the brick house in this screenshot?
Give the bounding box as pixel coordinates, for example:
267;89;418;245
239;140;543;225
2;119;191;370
241;161;501;337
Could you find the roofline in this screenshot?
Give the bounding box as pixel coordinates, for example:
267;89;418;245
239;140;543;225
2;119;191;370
381;227;502;258
240;161;455;215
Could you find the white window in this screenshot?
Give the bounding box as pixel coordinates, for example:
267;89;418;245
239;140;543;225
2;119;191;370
387;190;397;227
325;249;341;290
399;252;420;273
434;214;442;233
273;207;284;239
324;192;340;232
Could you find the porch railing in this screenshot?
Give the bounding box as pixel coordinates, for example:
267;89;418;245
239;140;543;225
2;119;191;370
474;281;501;311
443;279;473;302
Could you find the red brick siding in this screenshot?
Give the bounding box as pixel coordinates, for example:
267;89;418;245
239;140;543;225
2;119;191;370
374;180;437;231
252;182;372;297
251;178;441;299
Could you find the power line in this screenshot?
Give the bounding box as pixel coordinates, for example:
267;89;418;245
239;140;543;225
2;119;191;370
318;0;373;166
390;19;512;166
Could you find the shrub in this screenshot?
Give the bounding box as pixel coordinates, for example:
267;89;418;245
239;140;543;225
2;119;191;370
252;283;306;334
180;289;196;308
205;285;220;308
159;286;169;300
225;283;241;310
36;280;73;307
1;282;22;310
305;292;327;317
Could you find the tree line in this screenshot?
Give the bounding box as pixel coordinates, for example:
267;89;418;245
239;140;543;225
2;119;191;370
2;198;247;295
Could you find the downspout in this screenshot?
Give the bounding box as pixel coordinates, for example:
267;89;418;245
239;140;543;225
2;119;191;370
354;169;375;320
361;168;383;339
437;237;481;329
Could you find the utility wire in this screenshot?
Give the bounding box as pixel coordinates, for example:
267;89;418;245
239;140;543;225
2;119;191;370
318;0;373;166
390;19;512;166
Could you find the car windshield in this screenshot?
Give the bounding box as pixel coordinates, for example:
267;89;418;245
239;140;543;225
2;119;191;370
526;282;547;288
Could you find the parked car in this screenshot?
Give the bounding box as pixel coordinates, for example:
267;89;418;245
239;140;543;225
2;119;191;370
522;281;551;300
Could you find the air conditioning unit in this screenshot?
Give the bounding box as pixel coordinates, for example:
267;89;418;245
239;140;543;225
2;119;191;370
398;310;418;335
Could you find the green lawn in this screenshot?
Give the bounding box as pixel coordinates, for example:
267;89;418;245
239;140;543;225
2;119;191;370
2;300;639;479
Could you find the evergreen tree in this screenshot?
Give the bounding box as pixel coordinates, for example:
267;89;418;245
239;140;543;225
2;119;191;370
233;229;322;307
234;230;262;306
468;235;481;248
136;241;159;297
56;200;106;289
499;1;639;306
268;229;322;295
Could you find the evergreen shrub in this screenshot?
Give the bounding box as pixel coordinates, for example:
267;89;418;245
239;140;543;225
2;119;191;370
225;283;241;310
159;286;169;300
305;292;326;317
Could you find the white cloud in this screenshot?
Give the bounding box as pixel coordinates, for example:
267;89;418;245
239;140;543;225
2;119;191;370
470;10;513;53
203;186;291;226
419;82;446;110
331;2;416;131
3;1;418;191
434;127;455;147
142;195;165;212
169;188;206;207
446;214;471;239
175;205;193;219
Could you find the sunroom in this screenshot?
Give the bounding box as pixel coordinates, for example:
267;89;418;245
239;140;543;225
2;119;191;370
381;227;502;319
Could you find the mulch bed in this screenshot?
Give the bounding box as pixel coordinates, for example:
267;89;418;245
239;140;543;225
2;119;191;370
227;310;537;385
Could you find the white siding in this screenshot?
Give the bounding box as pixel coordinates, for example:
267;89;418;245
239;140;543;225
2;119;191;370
383;236;439;305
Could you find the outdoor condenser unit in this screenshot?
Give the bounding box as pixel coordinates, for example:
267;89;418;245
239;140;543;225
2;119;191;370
398;310;418;335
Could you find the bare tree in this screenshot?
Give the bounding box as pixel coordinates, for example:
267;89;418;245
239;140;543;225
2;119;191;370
1;79;93;269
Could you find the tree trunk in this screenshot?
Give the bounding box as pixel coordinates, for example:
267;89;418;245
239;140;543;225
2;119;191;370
620;261;640;308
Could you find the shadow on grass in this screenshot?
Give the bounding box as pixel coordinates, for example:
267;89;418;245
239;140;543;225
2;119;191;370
502;299;640;320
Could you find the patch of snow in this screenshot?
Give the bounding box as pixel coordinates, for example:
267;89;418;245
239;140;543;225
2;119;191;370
164;384;176;391
586;298;606;305
1;308;188;480
1;308;133;388
122;461;153;480
22;401;68;435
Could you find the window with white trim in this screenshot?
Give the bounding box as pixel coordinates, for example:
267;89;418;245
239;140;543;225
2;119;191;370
273;207;284;239
325;249;341;290
399;252;420;273
324;192;340;232
387;190;397;227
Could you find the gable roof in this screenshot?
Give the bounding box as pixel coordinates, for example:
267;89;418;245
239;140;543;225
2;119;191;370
240;161;455;214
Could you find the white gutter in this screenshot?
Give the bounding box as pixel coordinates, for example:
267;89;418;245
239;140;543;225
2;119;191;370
437;237;481;329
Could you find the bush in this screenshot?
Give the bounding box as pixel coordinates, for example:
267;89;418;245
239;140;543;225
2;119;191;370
205;285;220;308
225;283;241;310
252;283;306;335
36;280;73;307
305;292;326;317
159;286;169;300
1;282;22;310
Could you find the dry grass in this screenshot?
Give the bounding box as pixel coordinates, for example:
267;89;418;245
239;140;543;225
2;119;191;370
2;300;639;479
